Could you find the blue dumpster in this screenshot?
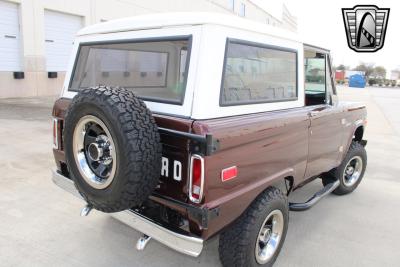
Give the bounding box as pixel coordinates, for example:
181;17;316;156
349;74;366;88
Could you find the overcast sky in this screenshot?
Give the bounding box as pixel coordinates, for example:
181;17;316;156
284;0;399;73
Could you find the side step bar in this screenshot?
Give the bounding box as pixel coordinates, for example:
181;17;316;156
289;180;340;211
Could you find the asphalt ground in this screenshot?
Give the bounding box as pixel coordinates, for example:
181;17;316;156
0;86;399;266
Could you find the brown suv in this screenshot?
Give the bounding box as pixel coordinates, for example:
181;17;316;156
52;13;367;267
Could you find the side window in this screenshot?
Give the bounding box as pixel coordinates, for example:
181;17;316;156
220;40;297;106
304;51;326;106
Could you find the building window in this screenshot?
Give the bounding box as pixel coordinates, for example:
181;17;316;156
228;0;235;11
239;3;245;17
220;39;298;106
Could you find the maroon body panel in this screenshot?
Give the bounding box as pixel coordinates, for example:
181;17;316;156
339;102;367;160
305;104;345;178
191;108;310;238
52;98;366;240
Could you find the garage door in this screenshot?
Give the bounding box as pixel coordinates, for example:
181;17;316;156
0;1;22;71
44;10;82;71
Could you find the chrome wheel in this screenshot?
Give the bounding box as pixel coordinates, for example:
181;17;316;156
72;115;117;189
255;209;284;264
342;156;363;187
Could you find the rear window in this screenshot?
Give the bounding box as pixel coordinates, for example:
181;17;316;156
69;38;191;105
220;39;297;106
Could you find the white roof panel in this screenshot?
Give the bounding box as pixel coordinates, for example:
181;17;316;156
77;12;300;43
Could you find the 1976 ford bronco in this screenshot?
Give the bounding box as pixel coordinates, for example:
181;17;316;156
52;13;367;266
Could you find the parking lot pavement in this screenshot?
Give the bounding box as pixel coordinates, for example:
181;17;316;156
0;87;399;267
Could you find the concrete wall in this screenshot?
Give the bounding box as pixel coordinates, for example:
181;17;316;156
0;0;297;98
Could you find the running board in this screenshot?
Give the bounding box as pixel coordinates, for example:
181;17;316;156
289;180;340;211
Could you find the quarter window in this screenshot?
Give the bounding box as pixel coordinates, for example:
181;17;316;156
305;54;325;94
220;40;297;106
304;50;327;106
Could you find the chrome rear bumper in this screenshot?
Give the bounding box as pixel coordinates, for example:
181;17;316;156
52;169;204;257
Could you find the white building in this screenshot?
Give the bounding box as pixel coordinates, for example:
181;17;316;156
0;0;297;98
390;70;400;83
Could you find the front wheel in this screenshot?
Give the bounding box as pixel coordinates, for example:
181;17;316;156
322;141;367;195
219;187;288;267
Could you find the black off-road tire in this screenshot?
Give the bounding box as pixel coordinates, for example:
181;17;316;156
322;141;367;195
219;187;289;267
64;86;162;212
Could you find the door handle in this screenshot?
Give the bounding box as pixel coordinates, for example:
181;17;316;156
309;106;333;117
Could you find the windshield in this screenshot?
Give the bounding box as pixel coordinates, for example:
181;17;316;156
69;38;191;105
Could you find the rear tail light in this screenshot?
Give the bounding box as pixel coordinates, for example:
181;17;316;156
53;118;59;149
189;154;204;203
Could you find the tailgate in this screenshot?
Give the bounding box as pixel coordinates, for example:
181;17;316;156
153;114;194;202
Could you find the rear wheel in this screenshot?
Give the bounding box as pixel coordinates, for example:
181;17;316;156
219;187;288;267
322;141;367;195
72;115;117;190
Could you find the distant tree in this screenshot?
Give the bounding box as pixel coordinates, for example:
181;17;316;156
336;64;348;71
353;62;374;78
368;78;376;86
372;66;387;79
310;68;320;76
384;79;390;86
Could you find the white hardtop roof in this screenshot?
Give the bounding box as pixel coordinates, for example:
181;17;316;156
77;12;301;43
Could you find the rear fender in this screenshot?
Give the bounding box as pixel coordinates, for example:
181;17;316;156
201;168;294;240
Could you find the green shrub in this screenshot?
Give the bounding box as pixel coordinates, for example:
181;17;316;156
383;79;390;86
368;78;376;86
336;80;344;85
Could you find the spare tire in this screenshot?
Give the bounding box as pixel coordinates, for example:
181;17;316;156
64;86;162;212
